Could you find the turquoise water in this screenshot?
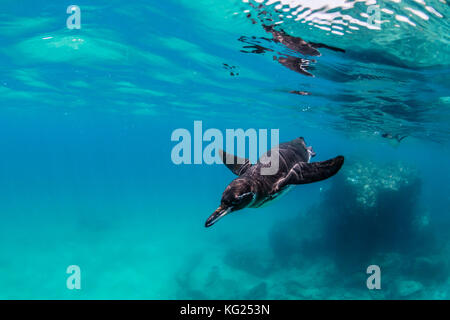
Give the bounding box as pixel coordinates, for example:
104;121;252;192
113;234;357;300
0;0;449;299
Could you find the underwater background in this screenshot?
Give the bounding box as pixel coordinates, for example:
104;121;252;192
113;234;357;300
0;0;449;299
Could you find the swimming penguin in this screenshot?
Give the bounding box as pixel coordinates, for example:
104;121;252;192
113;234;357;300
205;137;344;227
381;133;408;143
238;24;345;77
262;25;346;56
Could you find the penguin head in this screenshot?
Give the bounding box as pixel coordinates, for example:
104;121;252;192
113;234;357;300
205;180;255;228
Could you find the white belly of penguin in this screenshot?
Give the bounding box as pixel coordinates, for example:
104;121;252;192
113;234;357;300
256;185;295;208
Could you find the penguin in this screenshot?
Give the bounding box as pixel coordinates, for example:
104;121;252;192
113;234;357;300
381;133;408;143
205;137;344;227
262;25;346;56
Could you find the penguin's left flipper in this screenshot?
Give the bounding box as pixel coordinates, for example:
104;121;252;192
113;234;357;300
273;156;344;192
219;149;253;176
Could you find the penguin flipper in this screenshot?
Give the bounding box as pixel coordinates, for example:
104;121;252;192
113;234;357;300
309;42;346;53
219;149;252;176
273;156;344;192
397;135;408;142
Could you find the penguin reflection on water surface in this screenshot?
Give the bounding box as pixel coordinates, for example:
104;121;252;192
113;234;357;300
205;137;344;227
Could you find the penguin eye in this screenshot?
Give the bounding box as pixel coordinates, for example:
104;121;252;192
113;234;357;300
233;192;253;205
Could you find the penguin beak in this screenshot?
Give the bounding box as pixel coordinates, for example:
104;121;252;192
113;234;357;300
205;206;232;228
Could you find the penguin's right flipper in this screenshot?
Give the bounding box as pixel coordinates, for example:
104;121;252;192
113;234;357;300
273;156;344;192
309;42;346;53
396;135;408;142
219;149;252;176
